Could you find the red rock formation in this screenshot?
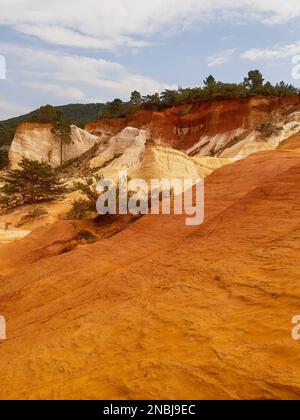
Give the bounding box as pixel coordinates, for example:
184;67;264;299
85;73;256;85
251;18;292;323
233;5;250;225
85;95;300;150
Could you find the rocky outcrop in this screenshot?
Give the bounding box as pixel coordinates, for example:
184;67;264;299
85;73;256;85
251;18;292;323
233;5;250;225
9;123;100;168
218;110;300;160
85;95;300;153
90;126;230;184
128;145;230;182
90;127;148;170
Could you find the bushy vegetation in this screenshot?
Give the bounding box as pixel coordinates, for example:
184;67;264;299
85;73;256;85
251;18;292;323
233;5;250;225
0;158;67;208
256;120;281;138
0;149;8;170
98;98;139;119
26;207;48;218
74;230;97;242
97;70;299;119
67;177;135;220
67;178;99;220
73;178;99;203
16;207;48;227
0;124;16;148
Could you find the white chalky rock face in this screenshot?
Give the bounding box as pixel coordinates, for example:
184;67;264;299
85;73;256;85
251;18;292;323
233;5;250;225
128;145;201;182
90;127;148;170
187;129;246;157
91;126;231;183
128;145;231;182
97;139;231;187
219;111;300;160
186;111;300;161
9;124;100;168
0;228;30;244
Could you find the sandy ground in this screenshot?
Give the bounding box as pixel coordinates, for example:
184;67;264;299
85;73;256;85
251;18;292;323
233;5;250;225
0;148;300;399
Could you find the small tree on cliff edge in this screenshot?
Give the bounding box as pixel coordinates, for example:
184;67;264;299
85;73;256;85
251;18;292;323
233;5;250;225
203;75;217;87
52;110;72;167
0;149;8;170
0;158;67;208
243;70;264;90
130;91;142;105
34;105;72;167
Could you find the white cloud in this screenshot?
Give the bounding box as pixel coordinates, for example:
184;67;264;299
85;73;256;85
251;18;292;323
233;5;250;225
15;24;153;50
1;1;300;118
207;48;237;67
241;41;300;60
0;1;299;49
0;42;175;104
22;81;86;101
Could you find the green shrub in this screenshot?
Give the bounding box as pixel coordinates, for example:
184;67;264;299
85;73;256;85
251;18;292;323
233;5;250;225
16;207;48;227
0;158;67;208
0;149;8;170
66;199;94;220
75;230;97;242
256;121;279;138
27;207;48;218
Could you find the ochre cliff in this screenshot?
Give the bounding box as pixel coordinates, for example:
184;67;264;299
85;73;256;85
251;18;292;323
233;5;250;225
89;126;230;183
8;95;300;172
9;122;99;168
1;147;300;399
85;95;300;152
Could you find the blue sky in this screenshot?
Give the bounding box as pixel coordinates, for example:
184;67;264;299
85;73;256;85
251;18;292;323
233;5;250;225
0;0;300;119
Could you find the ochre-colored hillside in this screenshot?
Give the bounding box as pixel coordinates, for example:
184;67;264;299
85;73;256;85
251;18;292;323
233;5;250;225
1;147;300;399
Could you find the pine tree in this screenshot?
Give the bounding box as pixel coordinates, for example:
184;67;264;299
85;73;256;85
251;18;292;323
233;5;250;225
243;70;264;90
51;110;72;167
0;149;8;170
203;75;217;87
33;105;71;166
0;158;67;207
130;91;142;105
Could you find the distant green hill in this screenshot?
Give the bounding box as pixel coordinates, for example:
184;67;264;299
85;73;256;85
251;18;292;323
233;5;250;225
0;103;105;149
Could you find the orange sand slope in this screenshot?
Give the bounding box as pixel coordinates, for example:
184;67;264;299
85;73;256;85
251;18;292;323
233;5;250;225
1;148;300;400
